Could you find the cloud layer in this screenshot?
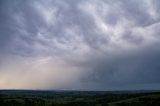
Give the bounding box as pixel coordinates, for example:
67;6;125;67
0;0;160;90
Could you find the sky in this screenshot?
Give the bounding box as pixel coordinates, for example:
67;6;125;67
0;0;160;90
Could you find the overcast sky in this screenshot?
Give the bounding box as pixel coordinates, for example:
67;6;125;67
0;0;160;90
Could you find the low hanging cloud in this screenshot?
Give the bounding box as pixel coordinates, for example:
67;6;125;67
0;0;160;90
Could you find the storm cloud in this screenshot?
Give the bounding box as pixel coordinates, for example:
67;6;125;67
0;0;160;90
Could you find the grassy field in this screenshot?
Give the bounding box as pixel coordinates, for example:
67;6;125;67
0;90;160;106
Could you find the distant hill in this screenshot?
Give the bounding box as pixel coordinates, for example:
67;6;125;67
0;90;160;106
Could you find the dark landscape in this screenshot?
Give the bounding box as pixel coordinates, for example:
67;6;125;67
1;0;160;106
0;90;160;106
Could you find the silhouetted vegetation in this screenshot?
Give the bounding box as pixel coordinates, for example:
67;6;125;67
0;90;160;106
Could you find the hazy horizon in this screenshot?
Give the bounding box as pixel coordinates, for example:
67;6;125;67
0;0;160;90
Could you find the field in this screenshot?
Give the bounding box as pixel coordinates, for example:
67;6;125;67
0;90;160;106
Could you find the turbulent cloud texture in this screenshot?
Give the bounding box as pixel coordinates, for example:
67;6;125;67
0;0;160;90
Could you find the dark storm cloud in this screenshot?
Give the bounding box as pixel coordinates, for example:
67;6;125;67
0;0;160;90
79;45;160;90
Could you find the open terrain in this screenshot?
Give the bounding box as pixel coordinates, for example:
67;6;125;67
0;90;160;106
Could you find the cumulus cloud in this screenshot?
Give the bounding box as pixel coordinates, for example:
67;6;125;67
0;0;160;90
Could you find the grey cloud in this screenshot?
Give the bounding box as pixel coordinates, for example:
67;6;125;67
122;30;144;45
0;0;160;90
77;45;160;90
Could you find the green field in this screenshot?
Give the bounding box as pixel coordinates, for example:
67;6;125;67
0;90;160;106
